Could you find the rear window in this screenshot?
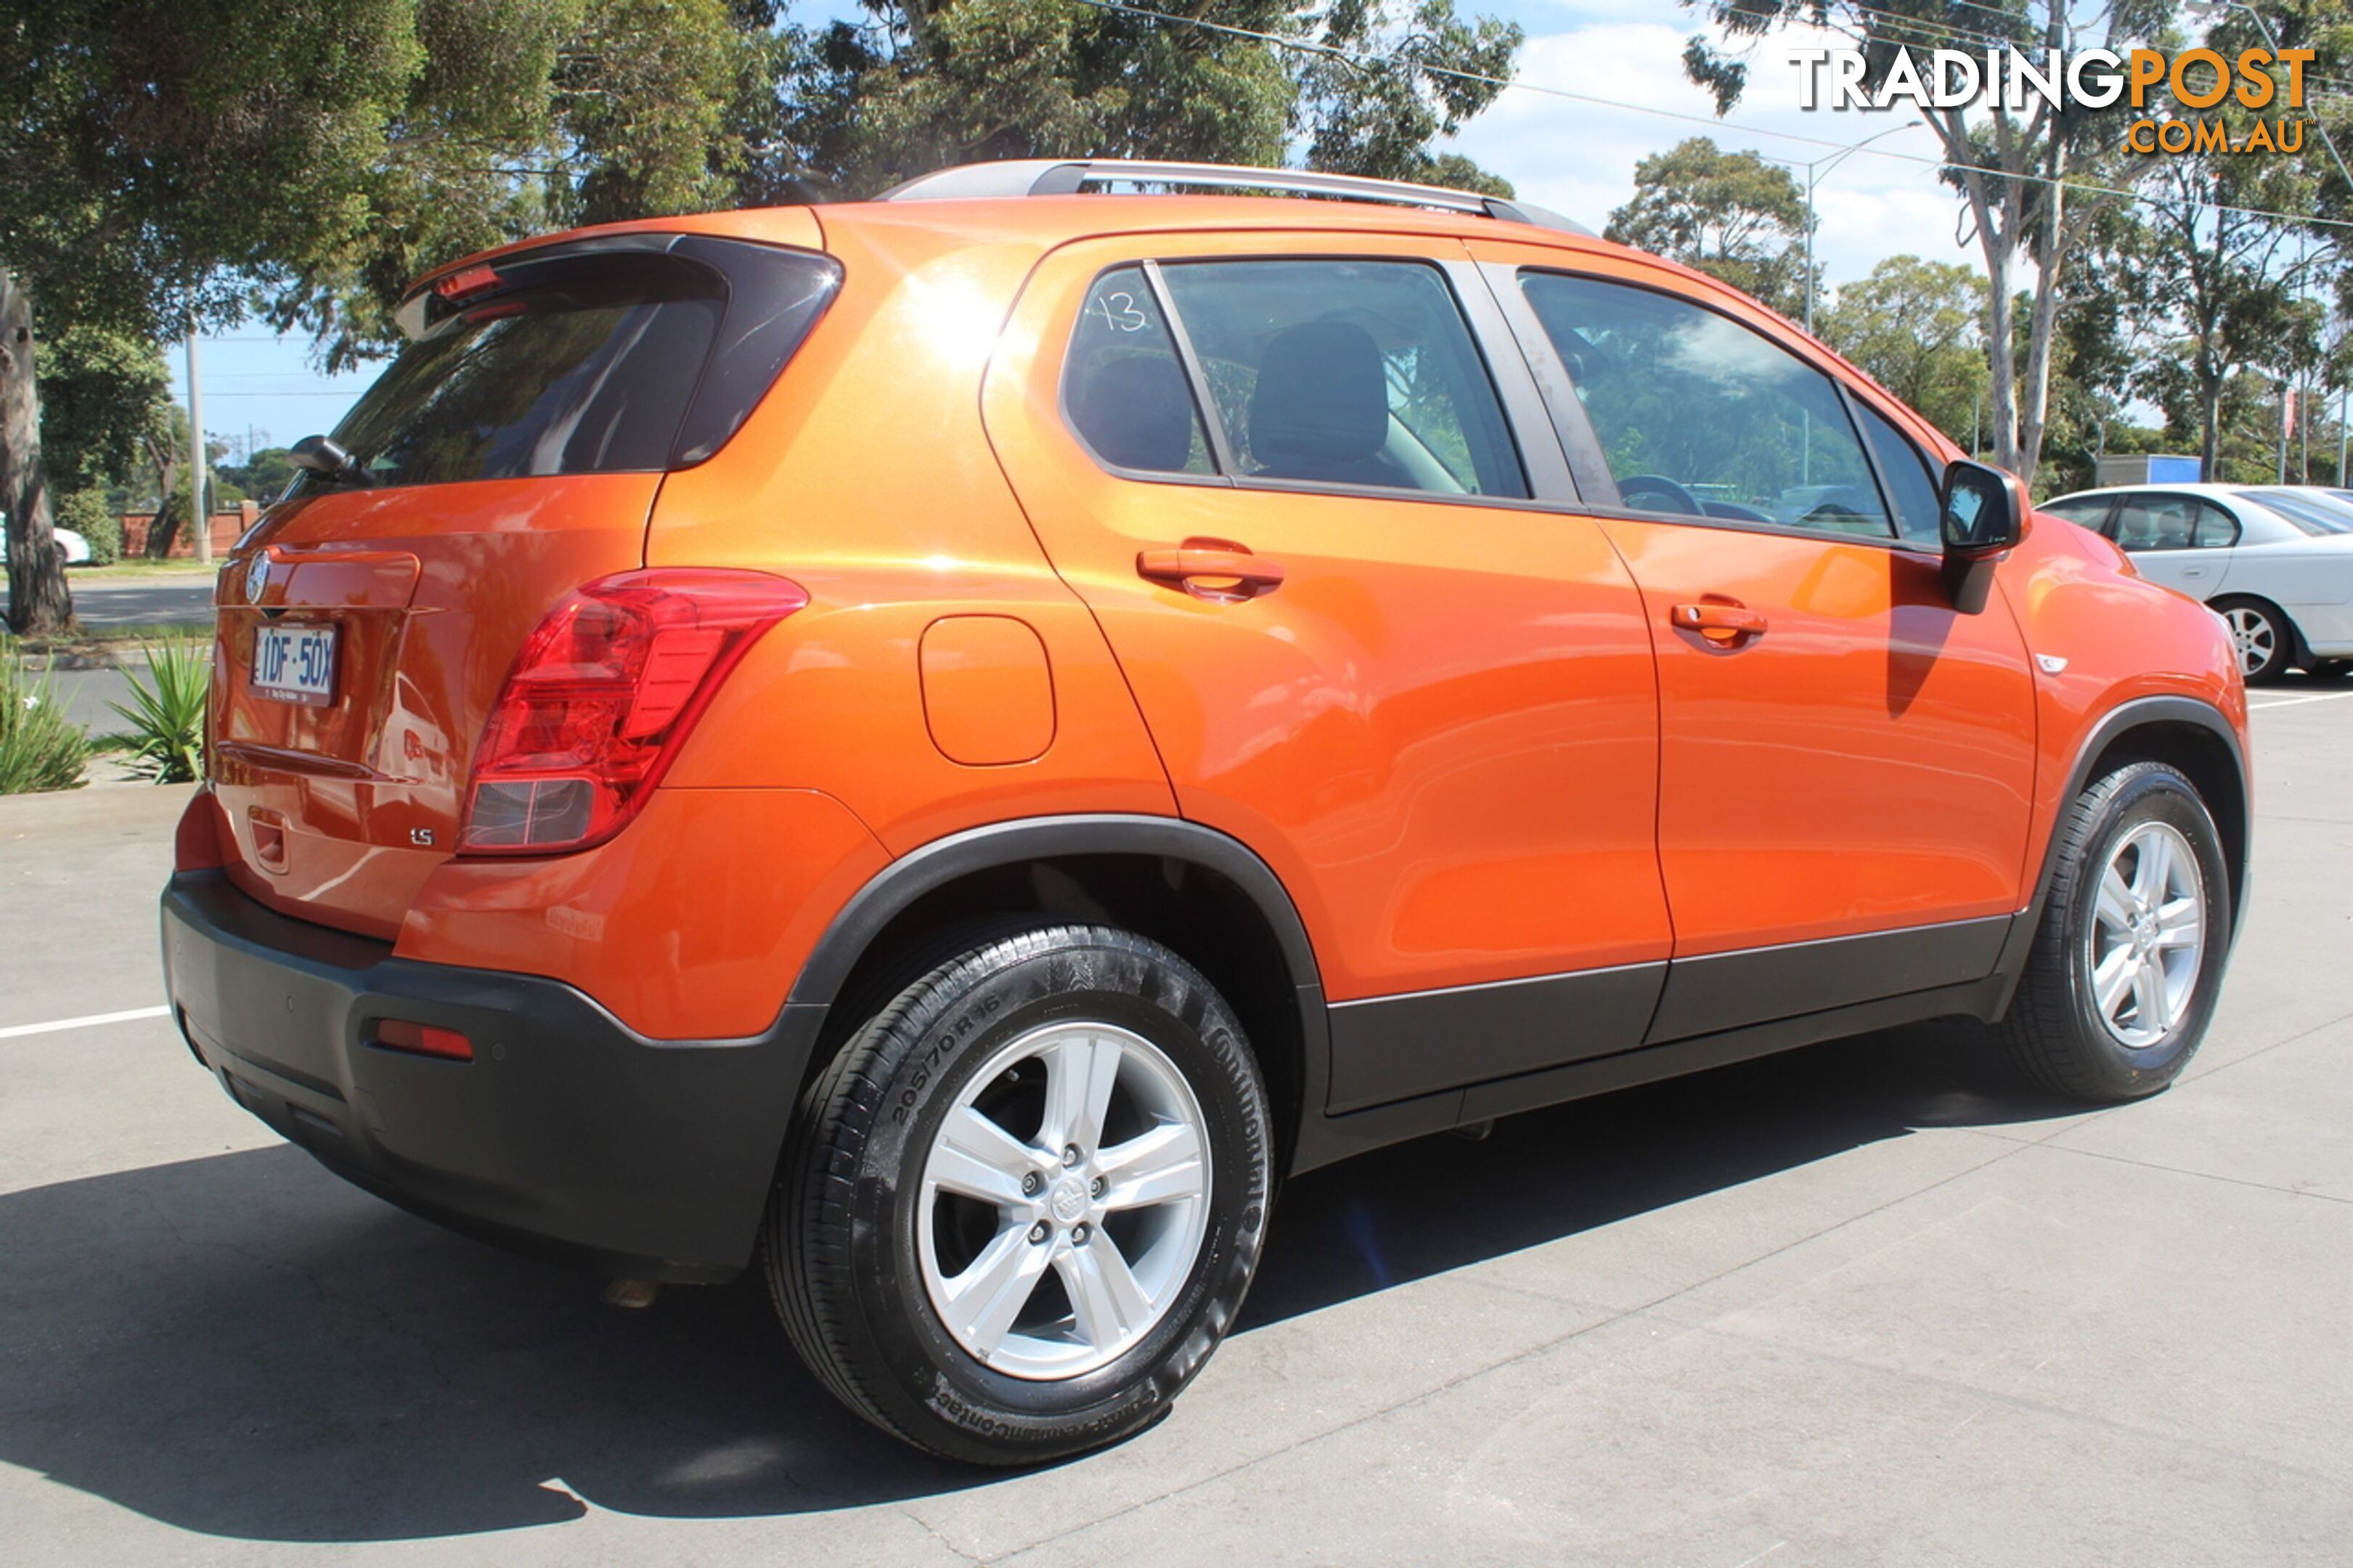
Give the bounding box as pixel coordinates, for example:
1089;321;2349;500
326;237;838;491
2235;488;2353;535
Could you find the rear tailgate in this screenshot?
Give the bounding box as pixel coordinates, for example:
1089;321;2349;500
209;229;840;938
213;475;662;936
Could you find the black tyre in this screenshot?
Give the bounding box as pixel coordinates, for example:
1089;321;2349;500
765;924;1273;1465
2217;600;2295;685
1998;761;2232;1102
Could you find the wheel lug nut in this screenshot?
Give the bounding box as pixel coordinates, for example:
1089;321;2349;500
1061;1145;1082;1167
1071;1222;1090;1246
1027;1221;1051;1244
1021;1171;1043;1196
1090;1176;1106;1199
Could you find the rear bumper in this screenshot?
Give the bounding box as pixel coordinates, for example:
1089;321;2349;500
160;870;817;1282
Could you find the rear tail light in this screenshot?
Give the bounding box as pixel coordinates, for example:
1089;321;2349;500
459;569;808;855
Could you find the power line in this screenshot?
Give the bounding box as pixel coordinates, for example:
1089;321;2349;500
1069;0;2353;234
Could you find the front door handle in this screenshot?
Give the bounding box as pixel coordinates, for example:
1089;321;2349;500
1138;538;1286;603
1671;602;1768;645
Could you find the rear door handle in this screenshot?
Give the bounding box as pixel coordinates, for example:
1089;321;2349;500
1138;538;1286;603
1671;603;1768;644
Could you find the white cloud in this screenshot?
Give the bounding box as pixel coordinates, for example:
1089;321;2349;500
1445;17;1977;294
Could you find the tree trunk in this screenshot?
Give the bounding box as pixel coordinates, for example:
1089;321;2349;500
1980;245;2020;475
0;268;73;635
142;438;182;559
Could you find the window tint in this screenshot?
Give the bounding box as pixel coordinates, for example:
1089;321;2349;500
340;241;836;489
1854;401;1943;547
1064;267;1213;475
2111;494;2201;551
2234;487;2353;535
1155;260;1527;498
1519;272;1891;539
2040;497;2115;529
2190;502;2240;548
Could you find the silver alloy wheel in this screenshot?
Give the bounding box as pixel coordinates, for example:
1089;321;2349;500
916;1020;1211;1380
2223;605;2277;677
2084;820;2206;1049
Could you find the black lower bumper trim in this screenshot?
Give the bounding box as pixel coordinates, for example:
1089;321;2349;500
160;871;820;1282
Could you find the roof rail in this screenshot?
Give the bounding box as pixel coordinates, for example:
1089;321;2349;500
877;158;1593;237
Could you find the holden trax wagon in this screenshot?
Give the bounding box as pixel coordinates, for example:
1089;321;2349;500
162;160;2250;1465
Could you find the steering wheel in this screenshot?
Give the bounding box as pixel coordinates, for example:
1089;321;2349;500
1617;474;1705;517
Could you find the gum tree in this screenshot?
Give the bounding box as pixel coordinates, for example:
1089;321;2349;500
0;1;418;632
1681;0;2177;485
1606;138;1813;316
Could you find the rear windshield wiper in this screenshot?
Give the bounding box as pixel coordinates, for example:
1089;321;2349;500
289;434;376;490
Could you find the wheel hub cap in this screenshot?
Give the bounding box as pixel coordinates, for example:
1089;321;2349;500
2084;820;2206;1050
2225;608;2275;676
915;1021;1211;1380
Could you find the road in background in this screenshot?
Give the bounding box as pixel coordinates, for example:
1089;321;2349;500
1;704;2349;1564
64;577;216;631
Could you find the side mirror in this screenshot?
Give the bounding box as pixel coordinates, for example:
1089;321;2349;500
1938;459;2024;613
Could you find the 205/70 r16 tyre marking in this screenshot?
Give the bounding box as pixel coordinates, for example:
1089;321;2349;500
916;1020;1211;1381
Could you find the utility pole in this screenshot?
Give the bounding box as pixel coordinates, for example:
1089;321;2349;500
2277;380;2292;486
185;324;211;565
2338;383;2348;486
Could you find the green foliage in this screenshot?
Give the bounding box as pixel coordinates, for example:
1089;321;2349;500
1294;0;1522;193
1820;256;1990;447
107;639;211;784
54;488;121;565
759;1;1519;203
35;325;171;499
0;1;425;341
0;648;90;793
1606;138;1809;317
216;448;298;506
270;0;752;366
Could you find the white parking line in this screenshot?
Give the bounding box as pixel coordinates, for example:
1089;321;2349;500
2249;689;2353;711
0;1005;171;1041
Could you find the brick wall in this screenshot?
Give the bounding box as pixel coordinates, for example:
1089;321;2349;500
119;502;259;560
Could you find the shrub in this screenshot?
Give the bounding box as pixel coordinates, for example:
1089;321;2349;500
54;486;121;565
107;637;211;783
0;642;91;793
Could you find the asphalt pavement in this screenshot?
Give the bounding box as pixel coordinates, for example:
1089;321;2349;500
2;690;2350;1564
63;574;219;631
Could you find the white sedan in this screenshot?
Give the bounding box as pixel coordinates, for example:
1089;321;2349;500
0;526;91;566
2038;482;2353;683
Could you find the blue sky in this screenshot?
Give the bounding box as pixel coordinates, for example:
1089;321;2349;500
171;0;1960;460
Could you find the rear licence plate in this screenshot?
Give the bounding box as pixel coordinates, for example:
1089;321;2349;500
251;624;338;706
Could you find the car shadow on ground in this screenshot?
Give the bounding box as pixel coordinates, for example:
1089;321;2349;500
0;1016;2079;1543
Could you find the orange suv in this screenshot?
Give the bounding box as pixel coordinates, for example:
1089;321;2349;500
161;160;2249;1464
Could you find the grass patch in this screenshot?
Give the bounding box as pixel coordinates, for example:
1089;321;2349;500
13;619;213;656
72;561;221;580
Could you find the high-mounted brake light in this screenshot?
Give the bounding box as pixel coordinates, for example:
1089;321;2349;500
434;263;502;303
459;570;808;855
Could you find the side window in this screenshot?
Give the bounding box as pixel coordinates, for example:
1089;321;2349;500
1519;271;1893;540
2040;497;2115;531
2112;493;2197;551
1064;266;1213;475
1853;401;1944;548
2191;502;2240;548
1154;260;1528;498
